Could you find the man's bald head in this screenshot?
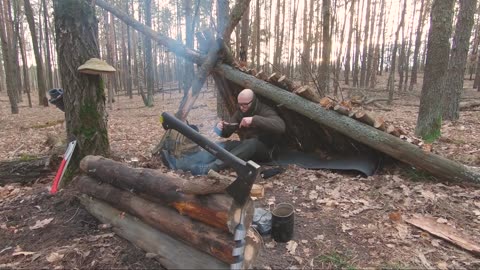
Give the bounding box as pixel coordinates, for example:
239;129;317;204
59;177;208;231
238;89;254;100
237;89;255;113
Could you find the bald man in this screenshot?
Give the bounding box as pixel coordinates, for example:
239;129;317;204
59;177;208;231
191;89;286;175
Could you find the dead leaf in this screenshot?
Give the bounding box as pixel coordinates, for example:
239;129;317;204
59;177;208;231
389;211;402;222
29;218;53;230
46;252;64;263
420;190;436;201
436;218;448;224
286;240;298;255
293;256;303;265
395;223;409;239
265;241;276;249
437;261;448;270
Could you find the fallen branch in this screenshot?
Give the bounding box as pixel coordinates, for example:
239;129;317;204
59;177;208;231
406;215;480;257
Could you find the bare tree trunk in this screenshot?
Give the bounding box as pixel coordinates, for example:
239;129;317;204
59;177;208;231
352;0;364;87
370;0;384;88
344;0;355;85
42;0;53;90
409;0;427;90
319;0;331;95
144;0;154;106
24;0;48;107
387;0;407;105
442;0;477;120
53;0;110;180
415;0;455;140
359;0;371;87
288;0;299;78
18;20;32;108
0;0;18;113
365;0;376;87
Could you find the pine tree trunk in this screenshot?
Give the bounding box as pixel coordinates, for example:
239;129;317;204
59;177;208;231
53;0;110;179
24;0;48;107
415;0;455;140
144;0;154;106
442;0;477;120
18;22;32;108
0;0;18;113
387;0;407;104
319;0;331;95
344;0;355;85
42;0;53;90
360;0;371;87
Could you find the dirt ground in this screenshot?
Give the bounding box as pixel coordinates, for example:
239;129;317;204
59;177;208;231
1;75;480;269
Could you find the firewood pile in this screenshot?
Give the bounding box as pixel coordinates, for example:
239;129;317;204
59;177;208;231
75;155;262;269
235;66;429;150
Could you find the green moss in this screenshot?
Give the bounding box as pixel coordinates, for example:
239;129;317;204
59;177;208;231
315;252;356;270
422;116;442;143
19;154;37;161
31;119;65;129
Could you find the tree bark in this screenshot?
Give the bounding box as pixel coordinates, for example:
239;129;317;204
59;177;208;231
53;0;110;182
79;155;254;233
415;0;455;140
442;0;477;120
359;0;371;88
0;0;18;113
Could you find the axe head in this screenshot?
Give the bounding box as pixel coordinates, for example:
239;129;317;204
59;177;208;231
226;161;261;205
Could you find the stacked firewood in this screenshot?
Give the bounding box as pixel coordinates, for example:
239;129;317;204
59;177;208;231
75;155;261;269
235;67;427;149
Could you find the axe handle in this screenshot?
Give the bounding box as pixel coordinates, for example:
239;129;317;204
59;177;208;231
161;112;248;173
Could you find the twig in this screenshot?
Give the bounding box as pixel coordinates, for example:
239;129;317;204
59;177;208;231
66;207;80;223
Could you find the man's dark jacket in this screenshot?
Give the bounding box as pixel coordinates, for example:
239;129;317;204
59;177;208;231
221;97;285;147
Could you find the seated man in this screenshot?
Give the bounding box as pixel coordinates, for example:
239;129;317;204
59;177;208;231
163;88;286;175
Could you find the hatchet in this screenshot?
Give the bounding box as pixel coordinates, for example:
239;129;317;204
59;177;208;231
160;112;259;269
160;112;260;205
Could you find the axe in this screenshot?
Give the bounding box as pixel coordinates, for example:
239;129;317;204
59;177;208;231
160;112;260;269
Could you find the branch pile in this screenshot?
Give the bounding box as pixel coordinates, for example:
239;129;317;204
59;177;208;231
75;155;261;269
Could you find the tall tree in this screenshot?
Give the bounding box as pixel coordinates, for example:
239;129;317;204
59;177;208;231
24;0;48;106
144;0;154;106
359;0;371;87
442;0;477;120
415;0;455;140
319;0;331;95
53;0;110;170
344;0;355;85
0;0;17;113
409;0;427;90
42;0;53;89
387;0;407;104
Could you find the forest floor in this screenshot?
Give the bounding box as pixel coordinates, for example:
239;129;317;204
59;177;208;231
1;75;480;269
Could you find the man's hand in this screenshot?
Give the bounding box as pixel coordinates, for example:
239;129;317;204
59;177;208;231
216;120;225;130
240;117;253;128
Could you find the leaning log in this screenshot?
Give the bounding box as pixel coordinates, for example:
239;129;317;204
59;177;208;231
79;155;253;233
216;64;480;183
79;195;229;269
77;176;236;264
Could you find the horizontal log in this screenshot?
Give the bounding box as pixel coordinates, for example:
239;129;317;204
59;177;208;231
79;195;229;269
76;176;235;264
79;156;253;233
217;64;480;183
0;156;51;185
